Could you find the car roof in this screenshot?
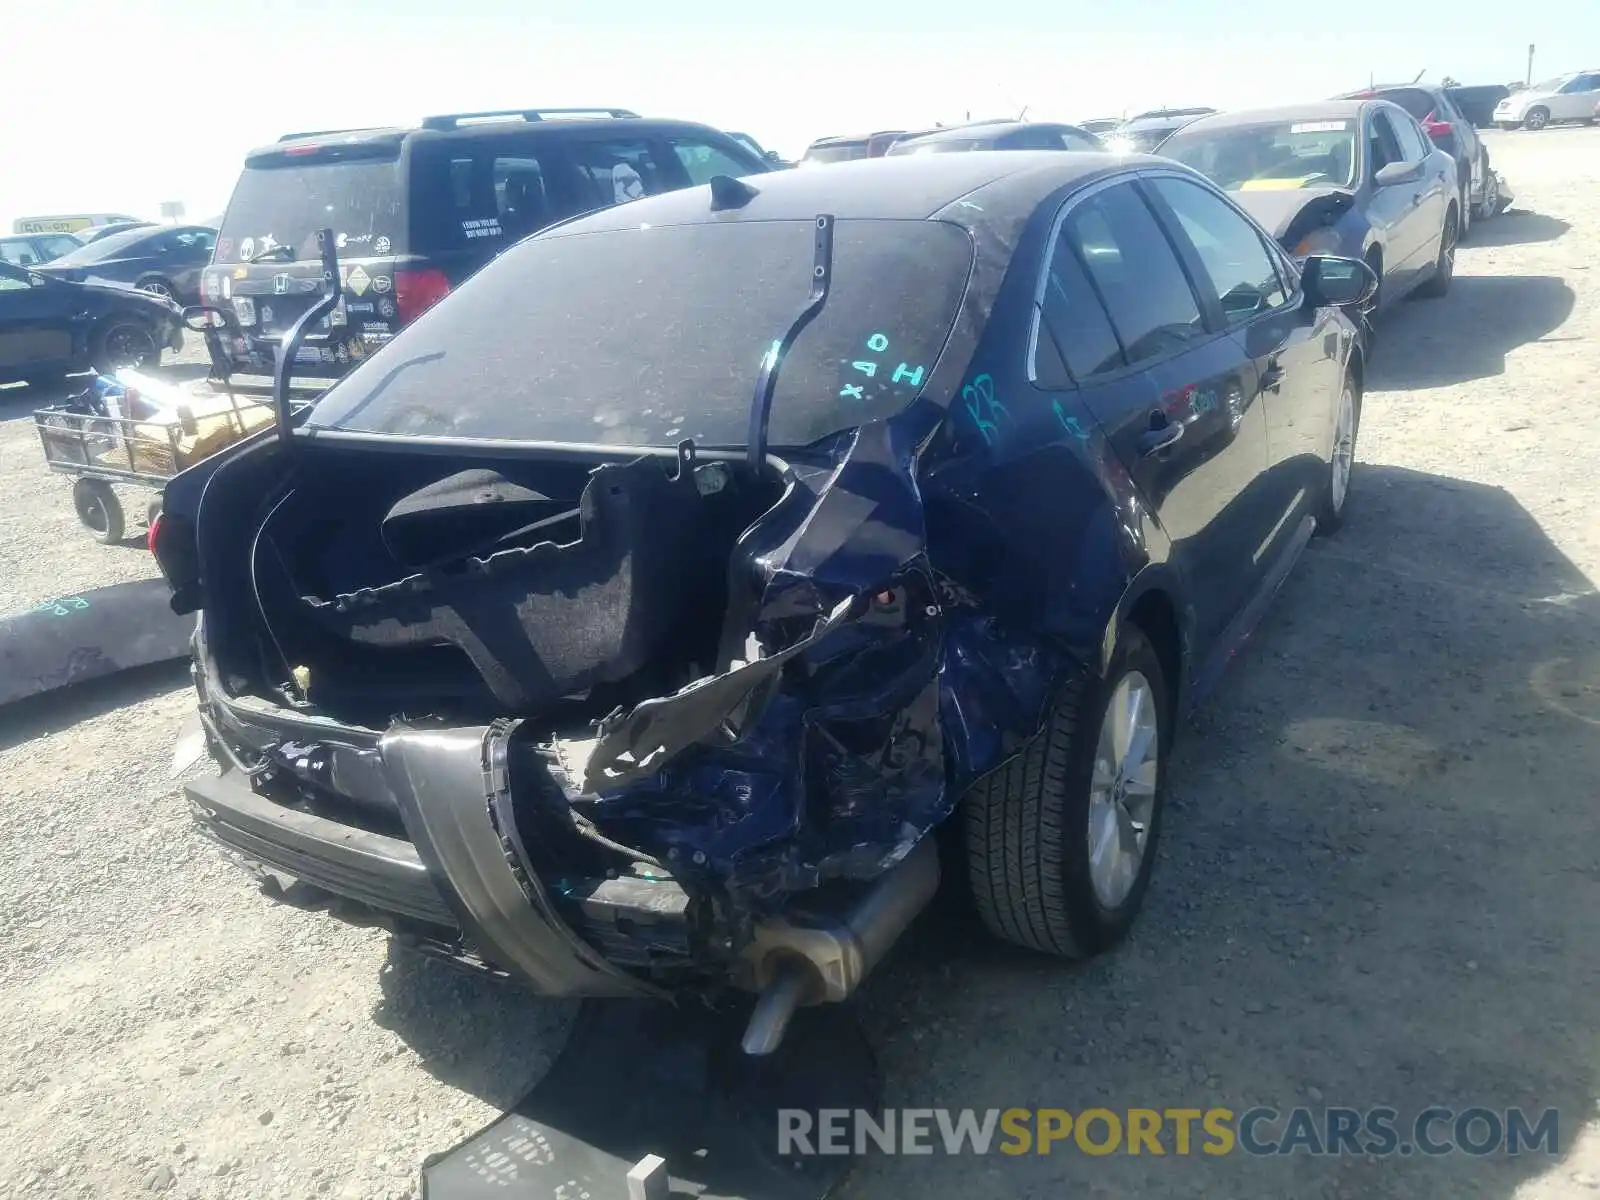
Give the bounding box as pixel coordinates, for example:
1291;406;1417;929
543;150;1159;235
247;112;745;161
1167;100;1375;134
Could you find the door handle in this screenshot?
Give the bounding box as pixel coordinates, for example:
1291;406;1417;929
1260;357;1283;391
1137;412;1184;457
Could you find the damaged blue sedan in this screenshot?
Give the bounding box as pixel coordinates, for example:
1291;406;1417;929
153;150;1376;1055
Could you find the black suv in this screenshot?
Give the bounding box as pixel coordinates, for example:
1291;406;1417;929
202;108;770;378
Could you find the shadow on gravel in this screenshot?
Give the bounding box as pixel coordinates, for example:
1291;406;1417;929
0;657;190;754
1468;211;1571;248
1372;274;1575;390
370;941;578;1111
355;463;1600;1200
842;464;1600;1200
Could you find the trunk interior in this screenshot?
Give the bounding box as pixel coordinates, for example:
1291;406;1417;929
210;439;786;732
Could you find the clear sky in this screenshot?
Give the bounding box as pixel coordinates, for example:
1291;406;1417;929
2;0;1593;227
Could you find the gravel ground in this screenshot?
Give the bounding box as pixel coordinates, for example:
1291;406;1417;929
2;127;1598;1199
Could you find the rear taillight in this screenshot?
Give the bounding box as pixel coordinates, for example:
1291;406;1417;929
147;511;162;556
1420;111;1454;139
394;267;451;325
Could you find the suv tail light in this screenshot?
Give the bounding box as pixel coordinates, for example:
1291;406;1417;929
394;267;451;325
147;511;162;556
1420;111;1454;140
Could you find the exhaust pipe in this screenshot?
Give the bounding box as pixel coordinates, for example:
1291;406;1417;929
740;837;940;1055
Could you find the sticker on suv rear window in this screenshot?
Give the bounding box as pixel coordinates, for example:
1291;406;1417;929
1290;121;1350;133
462;217;503;240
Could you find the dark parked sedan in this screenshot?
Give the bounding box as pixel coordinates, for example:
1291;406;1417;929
154;151;1374;1056
31;224;216;306
1159;100;1459;331
0;259;184;386
886;119;1104;154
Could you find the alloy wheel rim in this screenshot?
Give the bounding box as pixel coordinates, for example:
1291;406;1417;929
1087;670;1159;909
140;281;174;301
105;324;157;368
1330;385;1355;513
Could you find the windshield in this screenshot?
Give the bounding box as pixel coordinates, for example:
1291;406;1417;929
1162;119;1358;191
215;153;403;264
308;217;974;449
49;227;159;264
1530;75;1573;93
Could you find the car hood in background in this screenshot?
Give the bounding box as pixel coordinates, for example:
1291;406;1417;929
1228;185;1354;240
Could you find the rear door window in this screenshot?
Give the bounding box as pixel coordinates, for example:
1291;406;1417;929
566;138;670;212
667;136;761;185
410;142;574;252
216;152;404;264
1379;88;1437;121
1036;226;1125;384
1063;182;1207;367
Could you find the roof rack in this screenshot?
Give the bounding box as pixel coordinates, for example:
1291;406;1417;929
277;126;394;142
419;107;640;131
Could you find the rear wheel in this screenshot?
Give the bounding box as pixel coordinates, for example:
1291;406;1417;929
964;625;1170;959
73;478;126;544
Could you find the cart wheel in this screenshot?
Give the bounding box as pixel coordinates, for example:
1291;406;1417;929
73;478;126;544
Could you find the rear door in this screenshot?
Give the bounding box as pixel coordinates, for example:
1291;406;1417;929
1054;178;1271;654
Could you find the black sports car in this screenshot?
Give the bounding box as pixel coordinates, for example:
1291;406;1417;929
154;150;1375;1055
0;260;184;387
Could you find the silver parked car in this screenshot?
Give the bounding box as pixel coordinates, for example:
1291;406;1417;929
1494;71;1600;130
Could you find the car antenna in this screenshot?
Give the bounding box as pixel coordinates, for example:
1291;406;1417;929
746;213;834;472
271;226;343;451
708;174;760;211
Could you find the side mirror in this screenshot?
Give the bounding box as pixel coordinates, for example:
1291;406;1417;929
1374;161;1421;187
1302;255;1379;309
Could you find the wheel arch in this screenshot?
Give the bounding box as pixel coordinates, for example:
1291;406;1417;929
1102;565;1192;728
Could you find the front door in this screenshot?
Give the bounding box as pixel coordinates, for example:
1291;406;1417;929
0;264;74;376
1144;173;1334;561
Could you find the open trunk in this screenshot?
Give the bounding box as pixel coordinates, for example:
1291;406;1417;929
218;439;781;731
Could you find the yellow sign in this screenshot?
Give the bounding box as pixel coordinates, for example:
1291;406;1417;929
347;265;371;297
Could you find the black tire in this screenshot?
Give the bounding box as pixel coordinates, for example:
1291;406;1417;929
90;318;161;375
1524;106;1550;131
1417;207;1457;299
73;478;126;544
1314;370;1361;535
964;625;1170;959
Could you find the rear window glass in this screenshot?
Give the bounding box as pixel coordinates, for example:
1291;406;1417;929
308;217;975;450
215;153;403;264
1376;89;1437;120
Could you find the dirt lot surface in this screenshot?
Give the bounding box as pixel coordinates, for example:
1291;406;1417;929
2;127;1598;1199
